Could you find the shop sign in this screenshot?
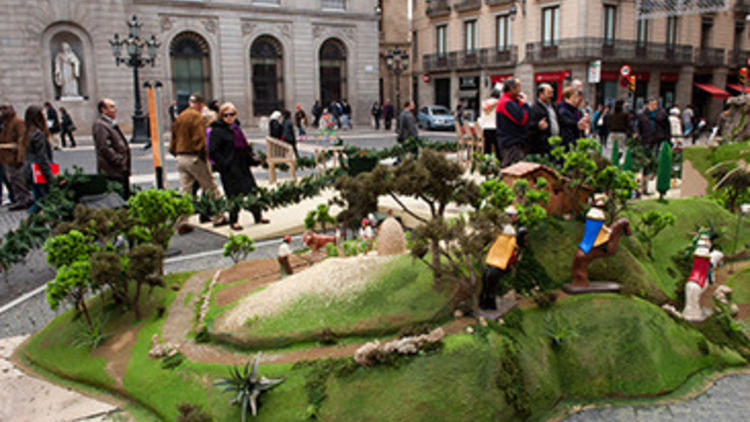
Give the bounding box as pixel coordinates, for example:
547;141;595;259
459;76;479;90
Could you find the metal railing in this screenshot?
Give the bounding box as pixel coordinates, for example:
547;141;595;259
423;46;517;72
427;0;452;17
525;38;693;64
485;0;513;5
454;0;481;12
729;49;750;67
694;47;726;67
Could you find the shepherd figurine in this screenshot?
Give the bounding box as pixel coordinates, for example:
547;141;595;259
278;235;293;276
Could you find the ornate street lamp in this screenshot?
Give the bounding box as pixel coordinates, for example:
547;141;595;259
109;15;160;143
385;47;410;115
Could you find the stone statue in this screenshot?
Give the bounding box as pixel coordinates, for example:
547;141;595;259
54;42;81;98
564;194;631;294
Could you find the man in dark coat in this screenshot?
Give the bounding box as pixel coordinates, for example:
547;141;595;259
556;87;587;150
383;100;394;130
43;102;61;151
92;98;132;199
311;100;322;127
495;78;529;167
636;98;669;154
527;83;558;156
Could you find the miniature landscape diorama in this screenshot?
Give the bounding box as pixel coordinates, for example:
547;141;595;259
7;129;750;421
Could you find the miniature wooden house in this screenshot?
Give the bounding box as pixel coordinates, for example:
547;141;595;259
500;161;591;215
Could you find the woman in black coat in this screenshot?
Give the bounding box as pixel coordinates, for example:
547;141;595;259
23;105;54;214
280;109;298;158
557;87;584;150
209;103;269;230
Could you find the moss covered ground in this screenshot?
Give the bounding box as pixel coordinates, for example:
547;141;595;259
18;196;750;421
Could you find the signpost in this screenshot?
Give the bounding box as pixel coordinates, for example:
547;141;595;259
588;60;601;84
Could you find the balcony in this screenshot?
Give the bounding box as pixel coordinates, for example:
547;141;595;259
729;49;750;68
525;38;693;65
422;46;517;72
427;0;451;18
454;0;481;12
485;0;512;5
694;47;726;67
735;0;750;14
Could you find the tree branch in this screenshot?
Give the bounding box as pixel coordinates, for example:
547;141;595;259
388;192;428;223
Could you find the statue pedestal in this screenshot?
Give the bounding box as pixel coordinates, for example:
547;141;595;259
477;297;517;321
60;96;84;102
562;281;621;295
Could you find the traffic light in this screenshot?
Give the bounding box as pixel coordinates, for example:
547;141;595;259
740;67;748;86
627;75;636;92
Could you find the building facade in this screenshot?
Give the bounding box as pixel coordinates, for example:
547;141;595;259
413;0;750;123
378;0;412;115
0;0;379;134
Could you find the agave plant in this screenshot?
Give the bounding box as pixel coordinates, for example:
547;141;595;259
215;353;286;421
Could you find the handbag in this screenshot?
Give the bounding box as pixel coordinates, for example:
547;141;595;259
32;163;60;184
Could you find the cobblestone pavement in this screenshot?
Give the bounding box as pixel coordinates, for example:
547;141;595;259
563;374;750;421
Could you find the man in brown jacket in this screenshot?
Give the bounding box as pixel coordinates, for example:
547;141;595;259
93;98;132;198
0;105;32;209
169;93;220;198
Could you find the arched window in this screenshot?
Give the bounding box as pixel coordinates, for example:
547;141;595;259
251;36;284;116
170;32;211;103
319;38;347;107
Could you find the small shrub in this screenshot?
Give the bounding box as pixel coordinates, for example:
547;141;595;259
633;210;676;258
215;354;286;421
223;234;256;264
325;242;339;257
318;328;338;345
543;312;578;349
72;312;110;350
161;352;186;370
532;290;557;309
177;403;213;422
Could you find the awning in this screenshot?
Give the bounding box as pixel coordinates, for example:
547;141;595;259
727;83;750;94
694;83;730;99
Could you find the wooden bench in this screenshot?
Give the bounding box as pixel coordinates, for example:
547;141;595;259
456;121;483;168
265;136;297;184
313;146;345;170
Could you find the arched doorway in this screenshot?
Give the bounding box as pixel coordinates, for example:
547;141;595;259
250;36;284;116
319;38;347;107
170;32;211;106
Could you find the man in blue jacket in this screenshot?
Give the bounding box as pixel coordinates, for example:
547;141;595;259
495;78;529;167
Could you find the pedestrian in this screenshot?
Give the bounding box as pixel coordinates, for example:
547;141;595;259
370;101;382;130
169;92;225;232
478;84;502;160
595;105;610;147
455;99;465;127
92;98;132;199
208;102;269;230
294;104;308;140
0;105;32;210
681;104;694;138
269;110;283;139
23;105;54;213
330;100;342;129
281;109;299;158
606;100;634;157
527;83;558;157
311;100;323;128
636;98;669;155
43;102;61;151
59;107;76;148
557;87;587;150
341;99;352;130
495;78;530;168
383;100;394;130
397;100;418;145
668;106;683;146
168;101;179;123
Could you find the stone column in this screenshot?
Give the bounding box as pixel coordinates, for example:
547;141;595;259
707;67;728;123
676;65;695;109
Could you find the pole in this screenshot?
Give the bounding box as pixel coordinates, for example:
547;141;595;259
131;60;149;143
155;81;166;189
145;81;164;189
395;69;401;121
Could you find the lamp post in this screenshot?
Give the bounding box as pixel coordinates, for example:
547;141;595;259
109;15;160;143
385;47;410;116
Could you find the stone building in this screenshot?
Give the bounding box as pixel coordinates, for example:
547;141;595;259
413;0;750;123
378;0;412;117
0;0;379;135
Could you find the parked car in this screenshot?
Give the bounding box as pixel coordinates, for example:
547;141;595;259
417;105;456;130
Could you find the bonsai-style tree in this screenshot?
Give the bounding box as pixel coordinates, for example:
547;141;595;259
333;165;389;234
46;260;95;327
656;141;673;199
511;178;550;229
44;229;98;269
548;136;603;217
127;189;194;251
223;234;256;264
593;165;638;222
304;203;336;232
633;210;676;258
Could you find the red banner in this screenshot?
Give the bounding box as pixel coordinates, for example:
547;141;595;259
491;74;514;84
601;71;619;82
534;70;571;83
660;73;679;83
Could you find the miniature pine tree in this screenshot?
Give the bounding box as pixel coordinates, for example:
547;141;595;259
622;146;633;171
656;141;673;199
610;139;620;167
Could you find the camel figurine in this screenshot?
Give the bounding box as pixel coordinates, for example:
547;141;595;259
564;194;631;294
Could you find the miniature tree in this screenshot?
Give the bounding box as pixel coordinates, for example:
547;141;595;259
633;210;676;258
593;165;638;221
304;203;336;232
127;189;194;251
46;260;95;327
610;139;620;167
622;146;634;172
655;141;673;199
223;234;256;264
548;136;602;217
512;178;550;229
707;160;750;213
44;229;98;269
